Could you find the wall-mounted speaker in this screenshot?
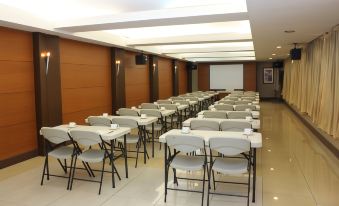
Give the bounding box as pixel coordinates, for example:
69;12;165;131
135;54;148;65
290;48;302;60
186;62;197;70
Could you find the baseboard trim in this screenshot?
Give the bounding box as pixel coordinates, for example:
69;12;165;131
285;101;339;159
0;150;38;169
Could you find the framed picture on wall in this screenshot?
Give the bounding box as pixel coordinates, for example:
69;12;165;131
263;68;274;84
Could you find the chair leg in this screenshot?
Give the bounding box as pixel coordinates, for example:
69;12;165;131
212;170;216;190
70;155;78;191
98;158;105;195
164;165;169;202
111;155;115;188
201;165;206;206
247;165;251;206
46;155;50;180
207;164;213;206
40;156;48;185
135;142;140;168
173;168;178;186
67;155;74;190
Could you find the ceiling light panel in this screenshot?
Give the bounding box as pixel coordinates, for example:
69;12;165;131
171;51;255;59
105;20;251;39
186;57;255;62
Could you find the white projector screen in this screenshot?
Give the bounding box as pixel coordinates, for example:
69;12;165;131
210;64;243;90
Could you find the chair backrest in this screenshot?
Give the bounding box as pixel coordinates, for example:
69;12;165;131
157;100;172;104
159;104;178;111
214;104;234;111
111;118;138;129
220;120;252;132
166;134;205;153
224;97;238;101
140;109;162;118
185;96;199;101
203;111;227;119
87;116;111;126
227;111;252;119
209;137;250;156
219;100;235;105
141;103;158;109
235;100;252;105
69;130;102;146
119;108;139;116
190;119;220;131
241;96;256;100
173;100;189;105
171;97;184;101
40;127;70;144
234;105;257;111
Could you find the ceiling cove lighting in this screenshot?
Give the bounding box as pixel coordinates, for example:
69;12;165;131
165;0;247;12
186;57;255;62
276;46;282;49
105;20;251;39
171;51;255;59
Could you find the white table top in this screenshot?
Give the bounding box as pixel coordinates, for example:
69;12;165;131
116;108;175;117
217;100;260;105
183;117;260;129
198;110;260;119
159;129;262;148
109;115;158;126
53;125;131;141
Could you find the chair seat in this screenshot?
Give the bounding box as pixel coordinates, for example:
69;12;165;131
212;158;248;175
48;146;73;159
117;134;139;144
78;149;105;163
145;124;163;131
170;155;205;171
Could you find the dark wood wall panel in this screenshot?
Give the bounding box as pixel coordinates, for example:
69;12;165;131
158;57;173;99
60;39;111;124
0;27;37;161
244;62;257;91
178;61;187;94
197;63;210;91
124;51;150;107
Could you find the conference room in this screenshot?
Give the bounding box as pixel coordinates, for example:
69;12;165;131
0;0;338;206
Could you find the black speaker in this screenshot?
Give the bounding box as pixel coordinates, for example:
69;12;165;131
290;48;302;60
273;61;284;68
135;54;148;65
186;62;197;70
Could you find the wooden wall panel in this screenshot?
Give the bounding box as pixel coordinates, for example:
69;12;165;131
197;63;210;91
0;27;37;161
124;51;150;107
244;62;257;91
60;39;111;124
178;61;187;94
158;57;173;99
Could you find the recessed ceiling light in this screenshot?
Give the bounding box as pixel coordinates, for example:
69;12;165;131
273;196;279;200
269;57;272;60
276;46;282;49
272;53;276;56
287;53;290;55
284;30;295;33
267;149;271;152
270;168;275;171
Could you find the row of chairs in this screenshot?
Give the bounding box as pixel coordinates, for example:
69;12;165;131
202;111;252;119
190;119;252;132
218;100;255;105
40;127;121;195
213;104;257;111
165;135;252;206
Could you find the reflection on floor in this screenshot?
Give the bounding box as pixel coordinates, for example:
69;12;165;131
0;102;338;206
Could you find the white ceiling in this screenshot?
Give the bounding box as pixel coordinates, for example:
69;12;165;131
0;0;338;62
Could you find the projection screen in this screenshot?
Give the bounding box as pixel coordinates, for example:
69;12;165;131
209;64;243;90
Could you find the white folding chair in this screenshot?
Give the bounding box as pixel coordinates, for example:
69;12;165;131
141;103;158;109
68;129;120;194
119;108;139;116
214;104;234;111
220;120;252;132
190;119;220;131
227;111;252;119
208;137;251;206
234;105;257;111
203;111;227;119
40;127;75;189
164;134;207;206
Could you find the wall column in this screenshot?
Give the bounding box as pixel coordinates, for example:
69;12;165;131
149;55;159;102
172;60;179;96
111;48;126;113
33;32;62;155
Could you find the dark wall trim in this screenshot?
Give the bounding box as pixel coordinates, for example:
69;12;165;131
187;67;193;92
111;48;126;113
285;101;339;159
172;60;179;96
0;150;38;169
33;33;62;156
149;55;159;102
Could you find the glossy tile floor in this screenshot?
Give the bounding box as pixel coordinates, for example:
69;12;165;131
0;102;338;206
